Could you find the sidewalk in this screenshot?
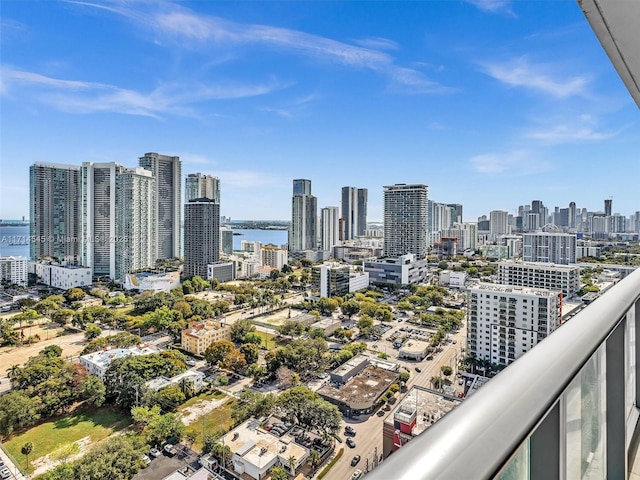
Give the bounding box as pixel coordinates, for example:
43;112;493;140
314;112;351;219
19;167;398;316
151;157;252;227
0;442;28;480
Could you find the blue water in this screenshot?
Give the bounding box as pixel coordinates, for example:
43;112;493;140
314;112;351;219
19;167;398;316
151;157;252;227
0;225;287;258
0;225;30;258
232;228;288;250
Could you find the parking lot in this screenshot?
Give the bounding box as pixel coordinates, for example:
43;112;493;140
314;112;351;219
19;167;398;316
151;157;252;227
132;446;200;480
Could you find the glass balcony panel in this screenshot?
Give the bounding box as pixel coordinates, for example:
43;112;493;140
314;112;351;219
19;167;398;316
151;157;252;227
625;305;637;448
564;344;606;480
497;440;529;480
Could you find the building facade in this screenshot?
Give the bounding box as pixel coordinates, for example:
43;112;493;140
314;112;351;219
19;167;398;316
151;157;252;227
29;162;82;265
497;261;581;297
320;206;340;251
290;179;317;251
261;246;287;270
523;232;577;265
184;199;220;278
220;226;234;255
0;256;28;286
467;283;561;367
364;254;429;286
138;152;182;259
341;186;368;240
115;167;156;280
81;162;123;279
185;173;220;203
383;184;428;259
32;262;92;289
181;320;232;356
312;262;350;297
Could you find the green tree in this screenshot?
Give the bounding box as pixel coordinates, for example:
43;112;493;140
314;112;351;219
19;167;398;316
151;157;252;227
240;342;260;365
79;375;106;407
84;323;102;340
204;340;236;367
441;365;453;377
74;435;147;479
309;449;322;473
231;319;256;344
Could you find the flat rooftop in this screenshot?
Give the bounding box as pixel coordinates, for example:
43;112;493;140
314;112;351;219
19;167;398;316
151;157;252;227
384;385;460;437
471;283;558;297
399;340;430;354
318;364;397;406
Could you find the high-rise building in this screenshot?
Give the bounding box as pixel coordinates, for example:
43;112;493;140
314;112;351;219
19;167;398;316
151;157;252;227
523;232;577;265
139;152;182;259
489;210;510;240
184;198;220;278
497;260;581;297
321;206;340;251
185;173;220;203
604;198;612;217
290;179;317;251
383;184;428;259
568;201;577;229
115;167;156;279
30;163;82;265
292;179;311;196
467;283;561;366
447;203;463;224
220;226;233;255
341;186;368;240
81;162;123;278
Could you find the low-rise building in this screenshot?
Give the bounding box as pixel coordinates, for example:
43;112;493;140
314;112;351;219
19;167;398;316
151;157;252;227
382;385;461;457
181;319;232;356
0;256;28;286
398;339;430;361
122;271;181;292
364;254;428;286
438;270;467;288
261;246;287;270
310;317;341;336
79;345;158;378
145;370;206;392
221;418;309;480
207;261;236;282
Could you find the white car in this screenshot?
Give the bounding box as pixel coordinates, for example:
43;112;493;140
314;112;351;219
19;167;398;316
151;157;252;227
141;454;151;467
0;467;10;480
150;447;161;458
352;469;363;479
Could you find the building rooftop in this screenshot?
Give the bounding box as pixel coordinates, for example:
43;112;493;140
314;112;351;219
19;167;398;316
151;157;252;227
182;320;228;339
399;340;430;354
498;261;580;271
318;364;397;405
81;345;158;368
384;385;460;437
470;283;558;297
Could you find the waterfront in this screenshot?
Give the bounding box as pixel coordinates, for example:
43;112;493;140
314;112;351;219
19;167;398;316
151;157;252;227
0;226;287;258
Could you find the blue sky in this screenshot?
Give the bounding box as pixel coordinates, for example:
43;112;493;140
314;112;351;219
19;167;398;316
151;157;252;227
1;0;638;222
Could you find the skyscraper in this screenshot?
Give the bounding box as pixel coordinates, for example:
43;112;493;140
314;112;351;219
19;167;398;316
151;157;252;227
523;232;577;265
604;198;612;217
290;179;317;251
568;201;577;229
81;162;123;278
185;173;220;203
383;184;428;259
184;198;220;278
139;152;182;259
115;167;156;280
489;210;510;240
321;206;340;251
29;163;82;265
341;186;368;240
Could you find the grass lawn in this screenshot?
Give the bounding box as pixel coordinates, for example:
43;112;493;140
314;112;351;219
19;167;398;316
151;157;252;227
177;390;226;411
183;399;237;453
253;330;284;350
4;407;130;472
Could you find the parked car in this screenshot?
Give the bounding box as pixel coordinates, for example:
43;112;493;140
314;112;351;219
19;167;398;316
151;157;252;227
163;444;178;456
0;468;10;480
351;455;361;466
415;367;422;373
141;454;151;467
344;425;355;436
150;447;161;458
352;469;363;479
346;438;356;448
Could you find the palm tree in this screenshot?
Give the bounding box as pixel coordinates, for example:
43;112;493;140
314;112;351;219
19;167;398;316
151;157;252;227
309;450;321;473
22;442;33;470
287;455;297;475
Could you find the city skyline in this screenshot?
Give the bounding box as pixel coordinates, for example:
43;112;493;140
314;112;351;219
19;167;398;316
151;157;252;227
2;1;639;221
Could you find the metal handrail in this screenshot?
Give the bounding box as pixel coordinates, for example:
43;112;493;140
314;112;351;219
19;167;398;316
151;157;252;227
366;267;640;480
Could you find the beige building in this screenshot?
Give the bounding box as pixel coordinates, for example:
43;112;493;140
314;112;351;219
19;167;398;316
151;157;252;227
181;319;232;356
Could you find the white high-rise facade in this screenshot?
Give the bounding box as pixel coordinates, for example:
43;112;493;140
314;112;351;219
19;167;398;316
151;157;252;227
321;206;340;251
185;173;220;203
467;283;561;366
523;232;577;265
290;179;317;251
115;167;156;280
489;210;510;240
139;152;182;259
341;186;368;240
81;162;123;279
29;163;82;265
383;184;428;259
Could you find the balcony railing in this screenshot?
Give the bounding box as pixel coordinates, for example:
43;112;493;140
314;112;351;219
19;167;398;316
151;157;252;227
367;266;640;480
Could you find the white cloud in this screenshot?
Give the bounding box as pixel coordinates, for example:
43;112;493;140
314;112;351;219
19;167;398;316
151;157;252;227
482;56;589;98
469;150;551;175
71;0;450;94
1;66;285;117
466;0;515;15
353;37;399;51
524;124;616;143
